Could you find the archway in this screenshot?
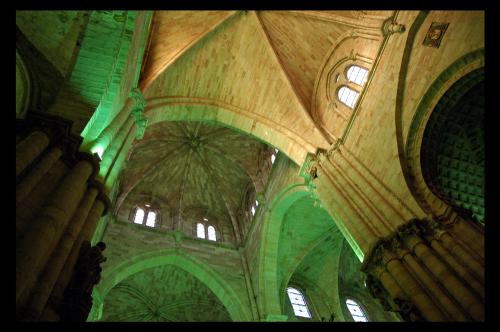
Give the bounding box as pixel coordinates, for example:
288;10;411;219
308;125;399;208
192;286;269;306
404;49;484;220
144;96;317;166
257;183;309;317
96;248;251;321
420;70;484;223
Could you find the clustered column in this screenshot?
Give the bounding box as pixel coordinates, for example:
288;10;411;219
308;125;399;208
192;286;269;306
306;145;484;321
362;219;484;321
16;114;110;322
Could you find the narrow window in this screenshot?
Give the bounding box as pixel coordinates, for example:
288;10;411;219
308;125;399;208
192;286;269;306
346;299;368;322
346;65;369;86
255;200;259;207
338;86;359;109
145;211;156;227
134;208;145;224
251;205;256;216
271;154;276;164
287;287;312;318
197;223;206;239
207;225;216;241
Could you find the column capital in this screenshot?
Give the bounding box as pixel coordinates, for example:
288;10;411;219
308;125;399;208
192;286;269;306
129;88;147;110
382;18;406;37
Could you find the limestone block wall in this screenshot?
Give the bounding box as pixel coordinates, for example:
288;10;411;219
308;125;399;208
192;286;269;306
99;219;253;319
340;11;484;223
242;154;304;316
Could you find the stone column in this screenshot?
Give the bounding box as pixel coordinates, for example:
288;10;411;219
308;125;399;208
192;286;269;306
16;146;63;205
16;153;98;306
362;219;484;321
16;131;50;177
99;116;135;178
42;192;109;321
19;183;101;321
85;88;146;155
104;124;138;189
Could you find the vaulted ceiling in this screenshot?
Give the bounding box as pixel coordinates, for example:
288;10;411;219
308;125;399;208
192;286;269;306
102;264;231;322
118;121;273;243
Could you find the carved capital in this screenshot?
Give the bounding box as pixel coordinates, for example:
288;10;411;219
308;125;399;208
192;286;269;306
129;88;147;111
382;18;406;36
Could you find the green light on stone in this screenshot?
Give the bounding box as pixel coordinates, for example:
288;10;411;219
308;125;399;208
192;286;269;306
91;145;104;159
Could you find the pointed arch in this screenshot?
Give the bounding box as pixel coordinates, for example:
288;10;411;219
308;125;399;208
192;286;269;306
98;248;252;321
257;183;309;317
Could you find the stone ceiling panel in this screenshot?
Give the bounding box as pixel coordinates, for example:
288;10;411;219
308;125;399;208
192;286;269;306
102;264;231;321
143;11;330;150
118;121;273;243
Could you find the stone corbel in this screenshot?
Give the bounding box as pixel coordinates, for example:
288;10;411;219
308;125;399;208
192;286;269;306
382;18;406;37
129;88;148;140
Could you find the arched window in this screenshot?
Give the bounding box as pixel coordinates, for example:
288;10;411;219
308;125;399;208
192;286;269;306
207;225;216;241
271;148;279;164
346;298;368;322
145;211;156;227
346;65;369;86
133;208;145;224
286;287;312;319
196;223;205;239
132;205;160;228
338;86;359;109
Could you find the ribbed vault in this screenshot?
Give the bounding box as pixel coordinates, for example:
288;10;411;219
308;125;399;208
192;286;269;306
102;264;231;321
118;120;274;243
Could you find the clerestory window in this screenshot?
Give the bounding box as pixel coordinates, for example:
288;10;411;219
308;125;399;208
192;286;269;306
207;225;216;241
197;222;217;242
196;222;206;239
338;86;360;109
346;65;369;86
346;298;368;322
286;287;312;319
132;205;158;228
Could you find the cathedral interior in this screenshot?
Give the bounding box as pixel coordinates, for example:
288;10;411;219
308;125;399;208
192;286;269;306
15;10;485;322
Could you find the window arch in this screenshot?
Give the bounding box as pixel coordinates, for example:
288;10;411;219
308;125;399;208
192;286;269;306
133;208;145;224
207;225;216;241
337;86;359;109
131;205;159;228
346;65;369;86
145;211;156;227
196;222;218;242
196;222;205;239
345;298;368;322
286;287;312;319
271;148;278;164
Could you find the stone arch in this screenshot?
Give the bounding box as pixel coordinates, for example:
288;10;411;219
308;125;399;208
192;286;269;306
312;32;381;142
144;96;316;166
97;248;251;321
403;48;484;219
16;50;32;119
257;183;309;317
